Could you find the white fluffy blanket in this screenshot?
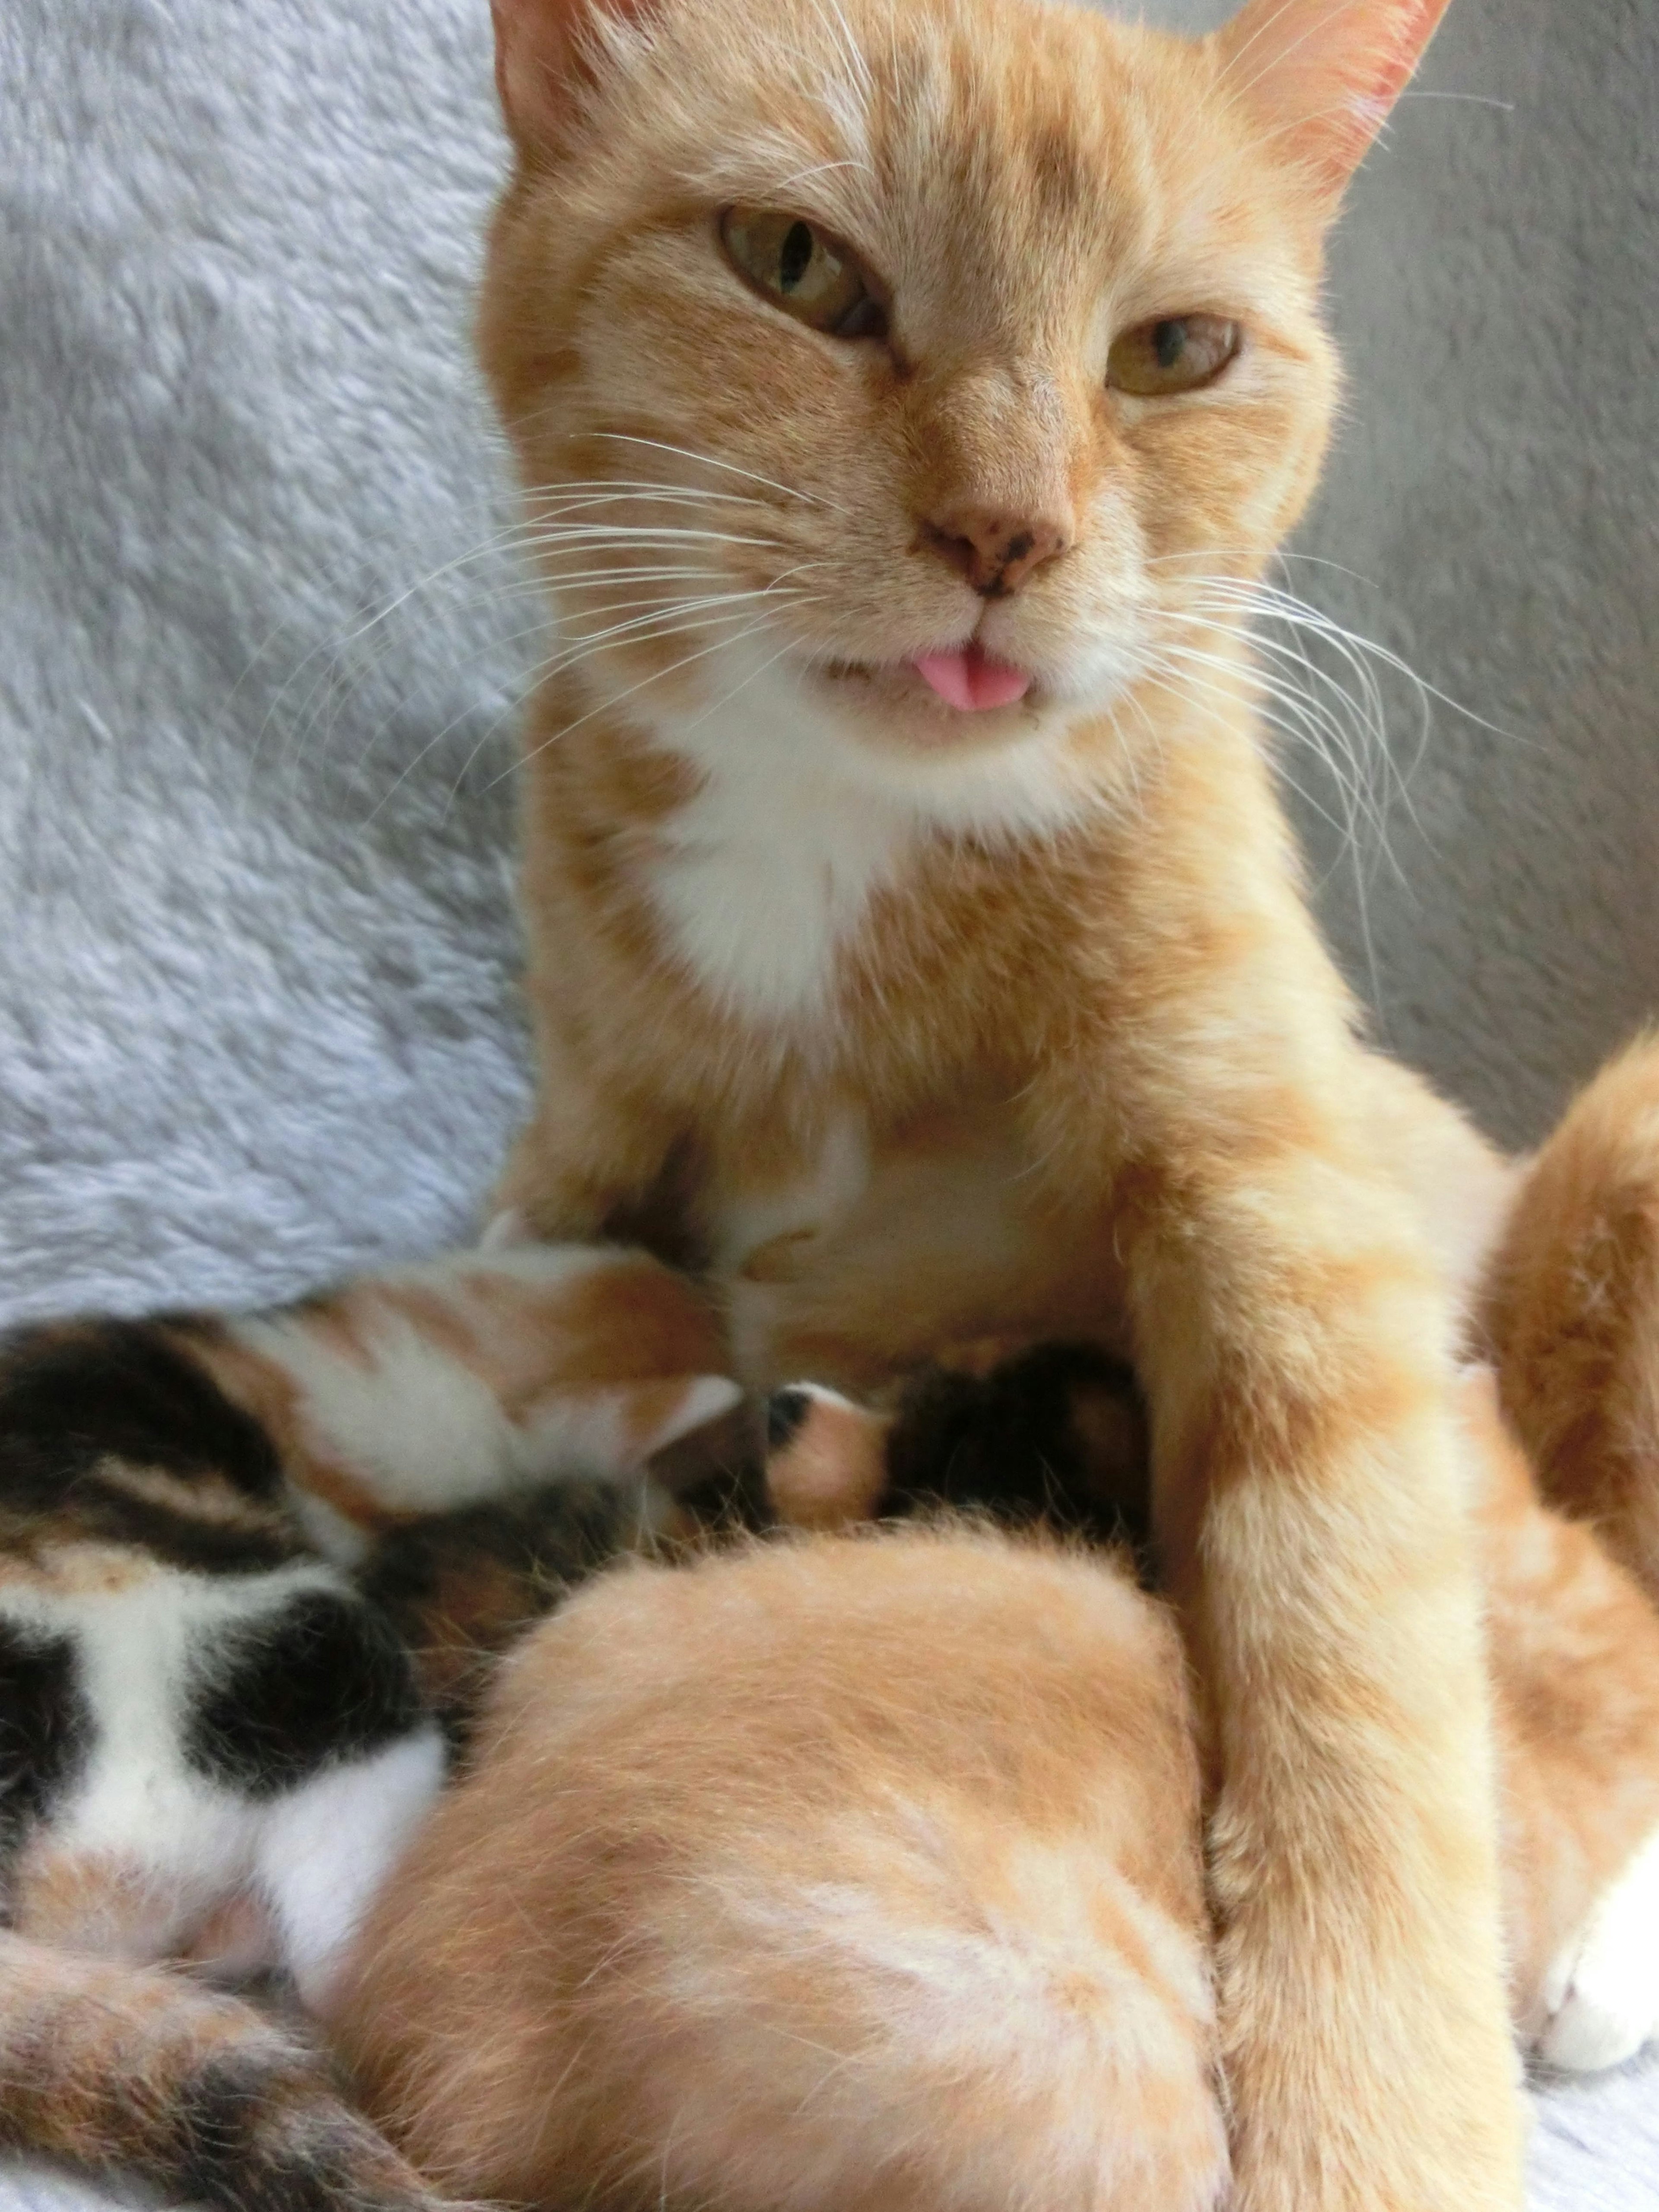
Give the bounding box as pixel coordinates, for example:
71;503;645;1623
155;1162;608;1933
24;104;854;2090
1;0;1656;2204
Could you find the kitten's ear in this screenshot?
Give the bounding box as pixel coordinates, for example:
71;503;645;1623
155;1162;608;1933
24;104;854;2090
490;0;652;152
1214;0;1453;206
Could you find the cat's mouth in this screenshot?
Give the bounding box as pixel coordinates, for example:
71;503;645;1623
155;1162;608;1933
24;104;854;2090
817;645;1039;733
909;645;1033;713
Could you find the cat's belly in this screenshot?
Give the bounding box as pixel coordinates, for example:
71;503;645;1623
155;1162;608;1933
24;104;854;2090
706;1055;1514;1397
710;1100;1133;1396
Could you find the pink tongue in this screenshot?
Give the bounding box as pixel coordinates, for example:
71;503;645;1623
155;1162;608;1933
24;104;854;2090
911;644;1033;712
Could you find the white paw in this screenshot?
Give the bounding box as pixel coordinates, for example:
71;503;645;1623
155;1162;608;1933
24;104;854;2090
1538;1823;1659;2072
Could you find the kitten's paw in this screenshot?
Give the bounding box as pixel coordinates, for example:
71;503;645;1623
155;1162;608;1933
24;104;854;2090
1539;1825;1659;2072
763;1383;889;1529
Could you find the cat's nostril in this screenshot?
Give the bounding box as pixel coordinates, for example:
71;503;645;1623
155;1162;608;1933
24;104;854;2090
917;505;1069;598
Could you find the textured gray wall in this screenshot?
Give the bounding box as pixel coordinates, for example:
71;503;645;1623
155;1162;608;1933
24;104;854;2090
1319;0;1659;1145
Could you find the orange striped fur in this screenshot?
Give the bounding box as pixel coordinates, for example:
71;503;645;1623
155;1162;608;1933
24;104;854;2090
331;1371;1659;2212
474;0;1526;2200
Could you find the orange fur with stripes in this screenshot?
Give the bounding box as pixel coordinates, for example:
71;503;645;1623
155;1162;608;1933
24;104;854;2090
331;1370;1659;2212
475;0;1534;2199
337;1524;1230;2212
1484;1036;1659;1604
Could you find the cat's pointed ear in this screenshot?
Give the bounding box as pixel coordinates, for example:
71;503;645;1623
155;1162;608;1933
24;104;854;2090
1214;0;1453;206
490;0;652;153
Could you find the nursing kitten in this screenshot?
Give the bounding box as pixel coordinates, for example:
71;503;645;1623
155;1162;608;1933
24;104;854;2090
340;1523;1227;2212
7;1234;1659;2212
0;1242;736;2210
474;0;1545;2198
1483;1035;1659;1604
767;1356;1659;2072
331;1370;1659;2212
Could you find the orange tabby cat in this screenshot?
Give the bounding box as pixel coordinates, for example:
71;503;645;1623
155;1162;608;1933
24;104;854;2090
476;0;1529;2199
331;1371;1659;2212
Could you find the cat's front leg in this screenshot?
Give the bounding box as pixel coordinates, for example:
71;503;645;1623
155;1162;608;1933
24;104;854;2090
1025;1060;1523;2209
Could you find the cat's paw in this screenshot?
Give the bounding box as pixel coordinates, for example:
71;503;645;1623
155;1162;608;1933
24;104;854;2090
1538;1825;1659;2072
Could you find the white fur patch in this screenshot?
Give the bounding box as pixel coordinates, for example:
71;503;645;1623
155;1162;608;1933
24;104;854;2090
4;1559;339;1889
257;1725;446;2013
646;714;918;1026
3;1555;445;2004
242;1303;551;1518
641;645;1103;1030
1539;1822;1659;2073
232;1246;728;1525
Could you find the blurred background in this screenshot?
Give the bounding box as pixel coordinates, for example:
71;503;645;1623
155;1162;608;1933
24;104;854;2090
0;0;1655;1331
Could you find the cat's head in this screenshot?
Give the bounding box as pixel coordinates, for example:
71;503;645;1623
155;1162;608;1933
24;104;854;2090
480;0;1448;785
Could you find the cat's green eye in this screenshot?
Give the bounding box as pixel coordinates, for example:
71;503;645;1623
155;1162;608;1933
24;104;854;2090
1107;314;1241;397
719;207;888;341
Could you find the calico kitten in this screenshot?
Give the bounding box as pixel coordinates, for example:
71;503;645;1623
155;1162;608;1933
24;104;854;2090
475;0;1539;2197
330;1367;1659;2212
0;1242;737;2210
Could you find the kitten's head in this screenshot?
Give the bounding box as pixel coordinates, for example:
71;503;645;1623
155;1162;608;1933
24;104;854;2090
480;0;1448;781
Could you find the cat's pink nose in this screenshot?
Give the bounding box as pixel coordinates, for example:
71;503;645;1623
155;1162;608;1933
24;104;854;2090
916;502;1070;599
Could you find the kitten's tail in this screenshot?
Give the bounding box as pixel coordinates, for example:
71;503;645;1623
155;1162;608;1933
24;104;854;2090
0;1930;473;2212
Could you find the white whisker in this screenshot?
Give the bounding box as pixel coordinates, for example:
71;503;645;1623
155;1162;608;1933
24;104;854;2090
386;601;793;819
588;432;840;513
493;611;801;791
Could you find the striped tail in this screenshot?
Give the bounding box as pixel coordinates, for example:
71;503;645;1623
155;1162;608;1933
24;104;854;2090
0;1932;478;2212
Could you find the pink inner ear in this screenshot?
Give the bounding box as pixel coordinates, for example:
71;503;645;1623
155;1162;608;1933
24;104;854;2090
491;0;652;146
1361;0;1455;116
1218;0;1455;195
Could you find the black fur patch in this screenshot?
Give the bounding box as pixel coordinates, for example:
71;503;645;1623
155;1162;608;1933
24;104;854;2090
882;1343;1155;1571
0;1622;87;1862
765;1387;812;1450
184;1589;425;1799
670;1454;775;1537
171;2044;431;2212
362;1484;638;1748
0;1320;299;1572
0;1319;281;1496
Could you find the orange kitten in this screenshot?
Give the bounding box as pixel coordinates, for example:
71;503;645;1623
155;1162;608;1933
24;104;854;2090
477;0;1526;2197
1484;1035;1659;1603
337;1522;1229;2212
331;1373;1659;2212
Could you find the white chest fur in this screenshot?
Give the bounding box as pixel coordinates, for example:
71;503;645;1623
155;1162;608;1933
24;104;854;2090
640;655;1101;1031
649;753;915;1027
